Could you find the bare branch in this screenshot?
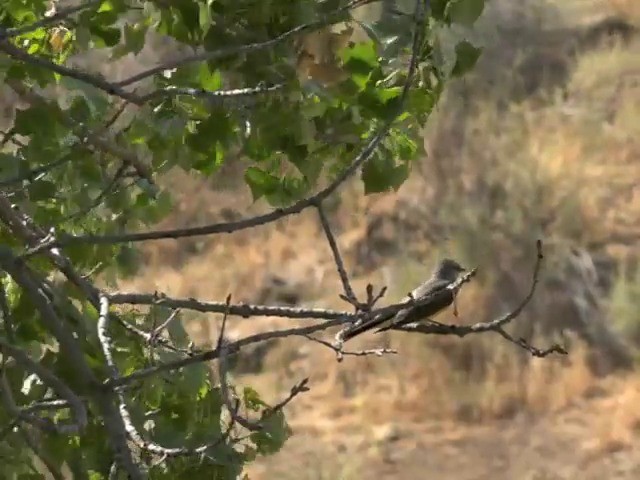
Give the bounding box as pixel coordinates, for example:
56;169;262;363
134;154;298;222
316;204;357;305
149;308;182;341
107;318;341;389
494;327;568;358
302;334;397;357
21;398;73;415
217;295;262;431
139;83;285;105
108;292;353;320
391;242;563;357
267;377;311;414
217;296;311;432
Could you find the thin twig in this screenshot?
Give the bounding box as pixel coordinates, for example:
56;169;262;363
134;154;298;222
0;0;103;39
0;340;87;434
0;151;77;188
302;334;397;357
494;327;568;358
266;378;310;414
217;295;262;431
106;319;341;389
149;308;182;342
315;204;358;305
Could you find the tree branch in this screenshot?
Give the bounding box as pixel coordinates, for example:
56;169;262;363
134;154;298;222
31;124;392;251
139;83;285;105
22;0;424;254
116;0;381;88
217;295;262;431
98;295;249;460
217;295;311;431
315;203;357;305
7;84;155;187
0;0;103;39
390;241;565;357
106;319;342;389
0;201;144;479
0;40;142;104
108;292;353;320
0;340;87;435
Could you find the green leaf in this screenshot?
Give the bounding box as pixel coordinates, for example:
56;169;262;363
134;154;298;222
192;142;225;175
243;386;268;412
89;24;121;47
447;0;485;27
198;64;222;91
27;180;57;201
431;0;450;22
185;114;232;155
361;151;409;194
340;40;379;76
13;104;61;137
451;40;482;77
376;86;403;104
250;410;292;455
244;166;280;201
112;22;148;58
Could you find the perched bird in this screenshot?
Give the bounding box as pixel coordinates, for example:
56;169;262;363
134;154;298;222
340;258;466;342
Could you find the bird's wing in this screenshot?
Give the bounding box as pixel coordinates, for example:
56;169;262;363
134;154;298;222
409;277;451;300
377;278;455;331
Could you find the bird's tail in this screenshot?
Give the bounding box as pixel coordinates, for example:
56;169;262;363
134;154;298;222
339;312;394;343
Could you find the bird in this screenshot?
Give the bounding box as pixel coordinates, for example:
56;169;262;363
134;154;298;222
339;258;466;343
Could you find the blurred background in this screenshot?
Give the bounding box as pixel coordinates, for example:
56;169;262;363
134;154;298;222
5;0;640;478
